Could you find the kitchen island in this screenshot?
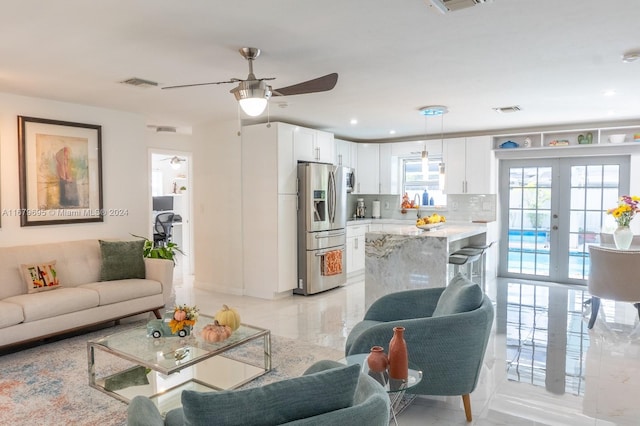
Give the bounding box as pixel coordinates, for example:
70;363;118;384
364;223;487;308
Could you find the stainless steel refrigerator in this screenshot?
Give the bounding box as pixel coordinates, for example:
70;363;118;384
295;162;348;295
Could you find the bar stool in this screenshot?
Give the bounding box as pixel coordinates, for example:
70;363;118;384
455;242;495;290
448;252;481;283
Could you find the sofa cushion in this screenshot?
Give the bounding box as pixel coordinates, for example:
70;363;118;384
3;288;100;322
432;272;483;317
99;240;145;281
0;301;25;329
21;260;61;293
181;363;361;426
80;279;162;305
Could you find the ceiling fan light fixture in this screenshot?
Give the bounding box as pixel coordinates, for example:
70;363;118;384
232;80;272;117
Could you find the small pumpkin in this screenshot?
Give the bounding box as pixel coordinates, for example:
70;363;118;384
201;320;233;343
214;304;241;331
174;310;187;321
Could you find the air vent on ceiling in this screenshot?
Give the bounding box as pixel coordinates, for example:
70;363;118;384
493;105;521;113
119;77;158;88
428;0;492;14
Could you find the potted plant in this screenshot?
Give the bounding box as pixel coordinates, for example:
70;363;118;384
131;234;184;264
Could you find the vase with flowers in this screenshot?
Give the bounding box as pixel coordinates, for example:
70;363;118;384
606;195;640;249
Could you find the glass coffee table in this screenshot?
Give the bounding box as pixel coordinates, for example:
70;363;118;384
342;353;422;426
88;314;270;415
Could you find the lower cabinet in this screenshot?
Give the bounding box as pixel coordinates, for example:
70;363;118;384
346;224;368;276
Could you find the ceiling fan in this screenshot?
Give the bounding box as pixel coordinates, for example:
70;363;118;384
162;47;338;117
161;156;187;169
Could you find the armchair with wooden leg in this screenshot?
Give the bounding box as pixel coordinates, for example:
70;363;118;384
345;273;494;422
587;245;640;329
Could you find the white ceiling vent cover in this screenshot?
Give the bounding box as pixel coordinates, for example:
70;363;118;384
493;105;521;113
429;0;492;14
119;77;158;88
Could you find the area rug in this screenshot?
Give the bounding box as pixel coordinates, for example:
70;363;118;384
0;322;343;426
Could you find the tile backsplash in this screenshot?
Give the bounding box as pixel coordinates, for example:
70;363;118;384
347;193;496;222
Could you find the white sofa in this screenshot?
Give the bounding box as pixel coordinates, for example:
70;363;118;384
0;239;174;349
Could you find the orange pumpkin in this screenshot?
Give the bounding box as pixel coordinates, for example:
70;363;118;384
174;310;187;321
201;320;233;343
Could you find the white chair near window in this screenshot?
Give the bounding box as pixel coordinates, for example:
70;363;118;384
587;245;640;329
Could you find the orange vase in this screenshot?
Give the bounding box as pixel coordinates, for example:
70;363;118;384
367;346;388;373
388;326;408;380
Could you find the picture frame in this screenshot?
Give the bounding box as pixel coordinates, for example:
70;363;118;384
18;116;103;226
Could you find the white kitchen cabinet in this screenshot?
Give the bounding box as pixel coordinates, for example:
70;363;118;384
294;127;335;163
346;223;368;275
356;143;380;194
378;143;394;194
241;122;298;298
444;136;492;194
335;138;357;168
241;122;296;195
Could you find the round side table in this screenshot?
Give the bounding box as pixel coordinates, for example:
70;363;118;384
341;353;423;426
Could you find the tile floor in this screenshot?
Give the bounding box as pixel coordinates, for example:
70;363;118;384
174;268;640;425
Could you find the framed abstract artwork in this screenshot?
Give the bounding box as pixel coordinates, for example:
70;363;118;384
18;116;103;226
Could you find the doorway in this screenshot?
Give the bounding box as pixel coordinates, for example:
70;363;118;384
499;156;630;284
150;150;193;274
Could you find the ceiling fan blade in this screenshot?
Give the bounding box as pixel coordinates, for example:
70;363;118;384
162;79;239;90
272;73;338;96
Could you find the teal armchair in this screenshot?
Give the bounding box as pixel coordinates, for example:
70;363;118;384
127;360;390;426
345;274;494;422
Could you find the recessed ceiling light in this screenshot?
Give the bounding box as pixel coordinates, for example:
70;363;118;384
350;118;358;125
389;130;396;135
608;110;615;116
418;105;448;116
622;52;640;63
603;90;616;96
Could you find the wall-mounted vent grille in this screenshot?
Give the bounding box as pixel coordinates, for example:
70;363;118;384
428;0;492;14
493;105;521;113
119;77;158;88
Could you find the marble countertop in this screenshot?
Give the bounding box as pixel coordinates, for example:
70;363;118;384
365;224;486;241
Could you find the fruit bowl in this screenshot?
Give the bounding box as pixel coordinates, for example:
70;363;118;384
416;223;444;231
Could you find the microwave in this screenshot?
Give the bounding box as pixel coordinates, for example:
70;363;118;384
345;168;355;193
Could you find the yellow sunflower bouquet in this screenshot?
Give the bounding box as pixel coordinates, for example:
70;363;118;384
607;195;640;227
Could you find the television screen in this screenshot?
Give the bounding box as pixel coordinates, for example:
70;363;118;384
153;196;174;212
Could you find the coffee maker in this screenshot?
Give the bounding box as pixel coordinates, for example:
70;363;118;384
355;198;366;218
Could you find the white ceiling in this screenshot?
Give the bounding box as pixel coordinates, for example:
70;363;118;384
1;0;639;141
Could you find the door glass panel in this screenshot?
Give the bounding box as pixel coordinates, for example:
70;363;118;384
506;166;552;277
568;164;620;280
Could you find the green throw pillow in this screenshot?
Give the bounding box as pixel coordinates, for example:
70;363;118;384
181;363;360;426
99;240;146;281
432;272;483;317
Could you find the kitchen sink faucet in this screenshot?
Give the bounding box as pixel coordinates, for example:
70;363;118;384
414;194;422;218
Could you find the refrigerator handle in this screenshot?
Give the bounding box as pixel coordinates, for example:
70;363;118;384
328;171;336;223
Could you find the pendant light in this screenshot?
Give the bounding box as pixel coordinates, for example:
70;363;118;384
438;108;448;191
421;115;429;175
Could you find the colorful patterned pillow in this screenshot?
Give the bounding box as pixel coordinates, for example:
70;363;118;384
21;261;61;293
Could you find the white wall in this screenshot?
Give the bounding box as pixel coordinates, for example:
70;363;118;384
191;120;244;295
0;93;149;246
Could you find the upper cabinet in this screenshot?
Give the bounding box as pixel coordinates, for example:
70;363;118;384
378;144;394;194
295;127;335;164
335;138;357;168
444;136;493;194
242;122;296;195
356;143;380;194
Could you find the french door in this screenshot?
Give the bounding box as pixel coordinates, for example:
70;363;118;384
499;156;629;284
